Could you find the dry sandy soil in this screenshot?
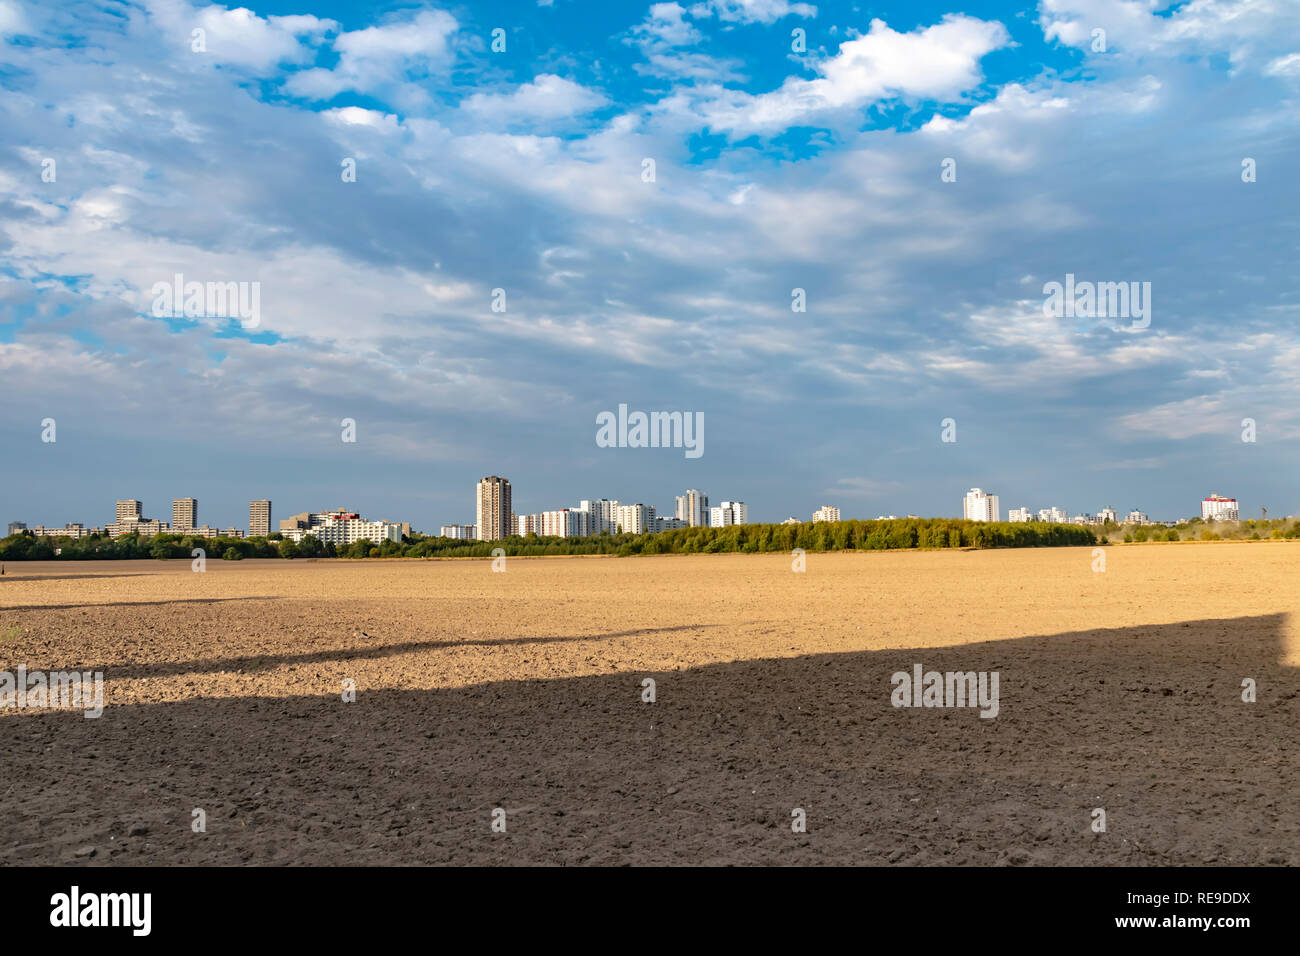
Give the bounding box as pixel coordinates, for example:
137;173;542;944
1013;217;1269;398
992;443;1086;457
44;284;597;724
1;544;1297;866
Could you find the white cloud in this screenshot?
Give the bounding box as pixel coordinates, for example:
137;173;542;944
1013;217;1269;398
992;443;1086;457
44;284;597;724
700;15;1010;134
689;0;817;24
461;75;608;125
146;0;335;73
284;8;458;102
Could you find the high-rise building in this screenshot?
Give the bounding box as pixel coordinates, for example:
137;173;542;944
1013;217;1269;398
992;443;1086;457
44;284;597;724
676;489;708;527
1201;494;1239;522
709;501;747;527
476;476;512;541
7;521;27;535
440;524;477;540
812;505;840;523
116;500;142;523
614;503;653;534
578;499;619;535
1127;510;1150;524
1037;506;1067;523
1098;508;1118;524
1007;508;1032;523
173;498;197;531
250;499;272;537
962;489;1000;523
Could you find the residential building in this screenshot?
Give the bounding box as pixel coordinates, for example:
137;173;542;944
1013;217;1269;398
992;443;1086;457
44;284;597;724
515;514;539;536
250;499;272;537
440;524;477;540
1098;508;1118;524
1126;510;1150;524
577;499;619;535
31;523;97;539
1007;508;1032;523
652;516;687;533
963;489;1000;523
172;498;198;532
116;500;142;523
812;505;841;523
1037;507;1067;523
676;489;708;527
614;503;653;534
781;517;802;525
1201;494;1239;522
709;501;747;527
7;521;26;535
280;511;399;545
476;476;512;541
280;512;311;533
540;509;591;538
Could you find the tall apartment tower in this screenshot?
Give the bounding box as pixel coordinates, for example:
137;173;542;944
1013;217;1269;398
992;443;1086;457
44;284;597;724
116;500;142;523
676;489;709;527
962;488;1000;523
250;500;272;537
476;476;512;541
172;498;198;531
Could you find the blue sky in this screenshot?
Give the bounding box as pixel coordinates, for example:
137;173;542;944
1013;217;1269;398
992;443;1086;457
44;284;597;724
2;0;1298;530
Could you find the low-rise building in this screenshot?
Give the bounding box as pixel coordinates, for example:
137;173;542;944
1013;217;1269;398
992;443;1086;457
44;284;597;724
440;524;477;540
812;505;840;523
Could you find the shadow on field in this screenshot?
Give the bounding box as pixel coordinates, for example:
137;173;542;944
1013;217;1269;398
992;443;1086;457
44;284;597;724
91;624;724;681
0;613;1295;867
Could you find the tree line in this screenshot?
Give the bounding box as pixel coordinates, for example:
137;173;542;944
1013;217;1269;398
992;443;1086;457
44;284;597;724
0;517;1098;561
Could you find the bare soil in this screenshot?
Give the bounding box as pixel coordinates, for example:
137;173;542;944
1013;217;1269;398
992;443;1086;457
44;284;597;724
1;545;1296;865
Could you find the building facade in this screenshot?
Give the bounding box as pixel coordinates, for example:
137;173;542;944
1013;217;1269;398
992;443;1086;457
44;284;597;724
249;500;272;537
440;524;477;540
1201;494;1239;522
476;476;512;541
172;498;198;532
812;505;841;523
963;489;1000;523
676;489;708;527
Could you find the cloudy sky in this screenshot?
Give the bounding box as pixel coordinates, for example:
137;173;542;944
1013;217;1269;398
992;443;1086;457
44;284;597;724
1;0;1297;530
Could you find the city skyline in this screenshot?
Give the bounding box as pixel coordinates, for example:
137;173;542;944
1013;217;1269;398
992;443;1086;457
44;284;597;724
3;2;1298;533
4;480;1270;541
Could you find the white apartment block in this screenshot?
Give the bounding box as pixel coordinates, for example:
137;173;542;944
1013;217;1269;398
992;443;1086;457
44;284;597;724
577;499;619;535
115;500;142;523
1126;510;1149;524
615;503;654;534
1007;508;1032;523
653;516;687;533
812;505;840;523
281;512;400;545
1201;494;1239;522
1037;507;1067;523
708;500;747;527
440;524;477;540
1098;508;1118;524
963;489;1000;523
676;490;708;527
539;509;591;538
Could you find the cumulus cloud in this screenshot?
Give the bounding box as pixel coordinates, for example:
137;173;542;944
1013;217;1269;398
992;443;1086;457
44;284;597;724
283;8;458;102
700;15;1010;134
460;75;608;125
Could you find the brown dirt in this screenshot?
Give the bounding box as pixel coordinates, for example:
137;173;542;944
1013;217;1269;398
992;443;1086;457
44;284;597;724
0;544;1297;865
